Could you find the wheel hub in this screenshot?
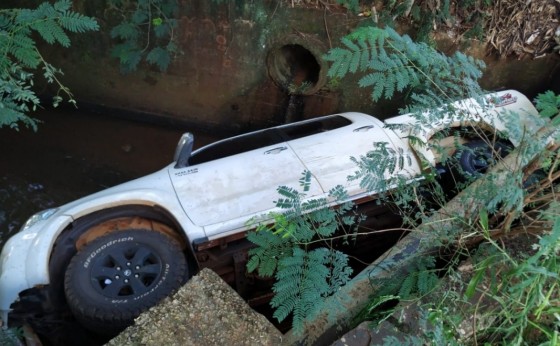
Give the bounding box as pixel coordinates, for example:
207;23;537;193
90;243;163;298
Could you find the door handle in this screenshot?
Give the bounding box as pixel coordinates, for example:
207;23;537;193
353;125;375;132
264;146;288;155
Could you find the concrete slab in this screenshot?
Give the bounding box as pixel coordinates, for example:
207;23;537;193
107;268;283;346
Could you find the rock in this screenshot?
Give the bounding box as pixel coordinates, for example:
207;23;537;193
330;322;372;346
107;268;283;346
331;319;413;346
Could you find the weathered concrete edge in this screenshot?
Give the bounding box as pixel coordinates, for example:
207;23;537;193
108;268;283;346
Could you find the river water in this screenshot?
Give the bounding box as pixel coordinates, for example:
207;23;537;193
0;107;217;247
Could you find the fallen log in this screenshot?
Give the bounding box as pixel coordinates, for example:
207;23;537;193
283;124;559;345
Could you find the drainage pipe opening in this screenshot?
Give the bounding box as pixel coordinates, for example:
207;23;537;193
267;41;326;95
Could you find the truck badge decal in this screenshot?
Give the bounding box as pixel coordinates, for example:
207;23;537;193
488;93;517;107
174;168;198;177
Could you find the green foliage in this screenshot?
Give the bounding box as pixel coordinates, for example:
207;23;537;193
470;170;525;214
246;214;296;277
326;26;492;217
0;65;41;130
398;256;439;297
535;90;560;125
109;0;179;73
0;1;99;130
254;26;497;337
321;23;559;346
272;247;353;335
366;253;441;307
376;0;492;43
372;211;560;345
422;307;463;346
467;210;560;344
255;23;557;342
395;209;560;346
247;171;361;334
349;142;414;194
335;0;360;13
0;327;24;345
324;26;485;109
379;306;464;346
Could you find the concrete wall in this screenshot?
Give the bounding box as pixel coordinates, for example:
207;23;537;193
43;1;560;133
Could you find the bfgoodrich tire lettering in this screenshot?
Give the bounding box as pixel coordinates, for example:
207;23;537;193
64;229;187;334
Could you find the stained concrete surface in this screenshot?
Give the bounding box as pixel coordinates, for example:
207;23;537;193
107;268;283;346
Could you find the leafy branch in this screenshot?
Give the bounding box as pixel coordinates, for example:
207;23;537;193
108;0;179;73
535;90;560;125
0;0;99;130
324;26;485;109
247;171;362;334
254;26;493;336
251;21;558;344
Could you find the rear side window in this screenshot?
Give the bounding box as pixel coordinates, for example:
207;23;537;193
280;115;351;140
189;129;283;165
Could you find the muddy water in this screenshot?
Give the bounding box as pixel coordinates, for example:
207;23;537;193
0;107;218;247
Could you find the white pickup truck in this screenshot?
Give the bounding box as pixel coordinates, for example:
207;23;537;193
0;90;542;335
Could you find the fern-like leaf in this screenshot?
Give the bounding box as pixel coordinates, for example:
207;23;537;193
108;0;178;72
247;223;293;277
398;273;416;298
324;47;352;78
271;248;351;335
8;34;40;68
247;172;359;334
58;11;99;33
146;47;171;71
1;2;97;130
110;22;140;41
31;20;70;47
326;26;485;106
535;90;560;123
299;170;312;192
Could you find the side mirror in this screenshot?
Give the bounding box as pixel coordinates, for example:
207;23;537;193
174;132;194;168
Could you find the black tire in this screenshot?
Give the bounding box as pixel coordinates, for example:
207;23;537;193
458;139;511;176
64;229;187;334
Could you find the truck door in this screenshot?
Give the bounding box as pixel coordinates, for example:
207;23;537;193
170;129;322;237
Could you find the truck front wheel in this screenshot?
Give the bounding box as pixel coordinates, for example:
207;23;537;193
64;229;187;334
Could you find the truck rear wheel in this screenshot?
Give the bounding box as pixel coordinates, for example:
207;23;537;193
458;139;511;176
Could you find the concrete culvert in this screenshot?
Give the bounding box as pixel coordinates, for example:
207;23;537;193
267;39;326;95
